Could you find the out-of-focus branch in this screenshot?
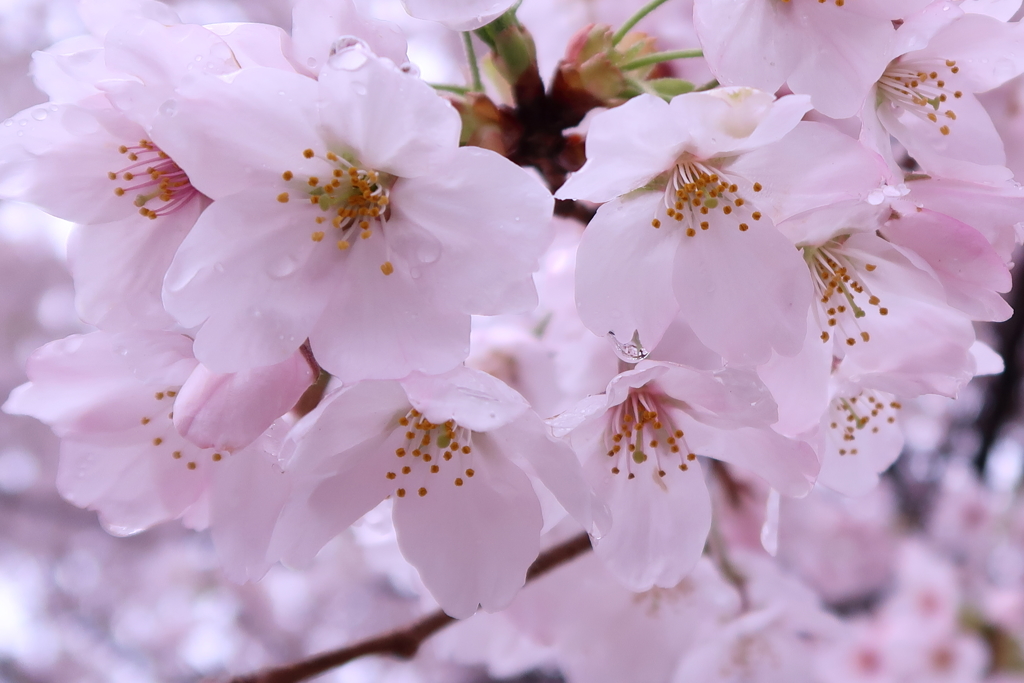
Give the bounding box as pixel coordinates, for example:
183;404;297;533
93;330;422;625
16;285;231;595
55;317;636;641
975;261;1024;474
220;532;593;683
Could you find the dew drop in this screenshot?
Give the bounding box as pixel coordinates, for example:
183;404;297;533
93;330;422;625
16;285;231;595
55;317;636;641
31;109;47;121
3;119;12;127
159;100;178;117
609;330;649;363
269;254;300;279
328;37;370;70
306;57;318;69
399;61;420;77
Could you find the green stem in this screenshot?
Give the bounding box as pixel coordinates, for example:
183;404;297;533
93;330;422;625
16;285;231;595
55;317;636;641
463;32;484;92
430;83;471;95
622;49;703;71
611;0;672;46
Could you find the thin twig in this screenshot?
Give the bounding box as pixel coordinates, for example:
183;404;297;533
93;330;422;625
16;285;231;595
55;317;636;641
221;532;593;683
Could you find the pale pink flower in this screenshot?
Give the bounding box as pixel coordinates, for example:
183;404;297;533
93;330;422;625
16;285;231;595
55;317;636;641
0;14;250;330
269;365;601;618
673;551;844;683
778;484;898;606
693;0;931;118
816;385;906;497
777;200;981;399
401;0;518;30
862;7;1024;182
556;87;885;366
490;553;741;683
550;361;818;590
156;44;552;380
2;331;293;580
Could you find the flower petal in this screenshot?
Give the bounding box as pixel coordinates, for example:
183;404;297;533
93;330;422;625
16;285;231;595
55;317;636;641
575;193;682;356
393;447;543;618
390;146;553;315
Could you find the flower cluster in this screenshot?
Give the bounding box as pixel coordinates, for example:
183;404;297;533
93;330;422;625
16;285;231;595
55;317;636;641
2;0;1023;658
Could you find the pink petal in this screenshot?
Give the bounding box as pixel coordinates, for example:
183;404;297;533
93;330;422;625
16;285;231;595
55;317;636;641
317;47;460;178
291;0;407;74
574;193;682;357
673;211;812;366
389;146;553;315
173;350;315;452
308;229;470;382
487;415;607;537
149;67;322;199
68;197;204;331
163;191;335;373
878;91;1007;180
102;19;238;126
728;122;887;223
393;447;543;618
882;209;1012;321
693;0;795;96
401;366;529;432
0;104;142;224
557;94;679;203
210;427;293;582
679;417;819;497
591;456;712;591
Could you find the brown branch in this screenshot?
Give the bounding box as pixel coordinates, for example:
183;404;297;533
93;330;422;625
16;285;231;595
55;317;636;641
219;532;593;683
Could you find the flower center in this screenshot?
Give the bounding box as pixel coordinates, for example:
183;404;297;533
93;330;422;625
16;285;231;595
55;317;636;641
109;140;199;219
803;242;888;346
604;389;696;479
385;409;477;498
652;161;763;236
828;391;900;456
278;149;397;275
877;59;962;137
138;386;226;472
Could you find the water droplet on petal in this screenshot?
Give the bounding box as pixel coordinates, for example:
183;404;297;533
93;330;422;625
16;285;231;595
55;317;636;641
31;109;47;121
159;100;178;117
353;83;367;96
306;57;318;69
328;37;370;71
609;330;649;363
269;255;300;279
3;119;13;127
399;61;420;77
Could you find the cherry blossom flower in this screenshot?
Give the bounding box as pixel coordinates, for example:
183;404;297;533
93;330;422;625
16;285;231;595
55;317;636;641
693;0;932;118
156;43;553;380
2;330;294;580
0;12;252;330
556;87;885;366
776;200;981;399
550;360;818;590
817;385;906;497
269;365;601;618
862;7;1024;182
